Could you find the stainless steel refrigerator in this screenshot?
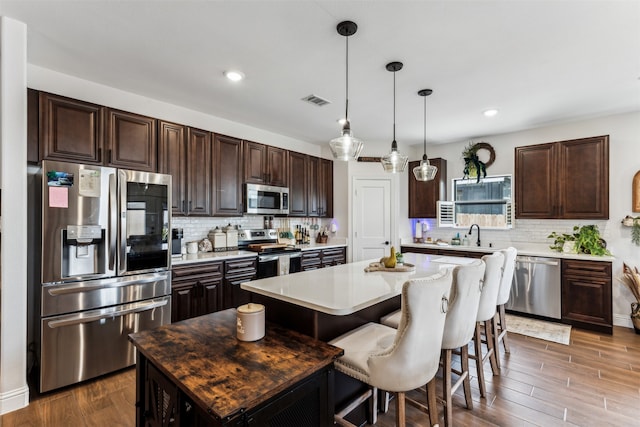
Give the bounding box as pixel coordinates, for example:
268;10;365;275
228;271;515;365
37;160;172;392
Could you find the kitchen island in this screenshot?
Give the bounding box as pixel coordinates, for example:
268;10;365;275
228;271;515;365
241;252;466;341
129;308;343;426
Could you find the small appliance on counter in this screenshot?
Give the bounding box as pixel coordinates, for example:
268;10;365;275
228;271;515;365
171;228;183;257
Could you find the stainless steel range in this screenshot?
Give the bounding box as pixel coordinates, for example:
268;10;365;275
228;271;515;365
238;229;302;278
36;160;172;392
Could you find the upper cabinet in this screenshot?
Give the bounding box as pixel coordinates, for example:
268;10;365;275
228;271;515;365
214;134;244;216
318;158;333;218
515;135;609;219
38;91;157;171
158;122;214;216
408;158;447;218
288;152;333;218
105;109;157;172
243;140;288;187
39;92;105;165
288;151;308;217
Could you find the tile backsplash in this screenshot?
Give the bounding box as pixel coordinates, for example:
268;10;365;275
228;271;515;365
173;216;332;244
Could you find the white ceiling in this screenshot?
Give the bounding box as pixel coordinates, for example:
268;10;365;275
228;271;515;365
2;0;639;156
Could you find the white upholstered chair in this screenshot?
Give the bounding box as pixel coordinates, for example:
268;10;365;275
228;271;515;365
493;247;517;367
330;270;454;427
471;251;504;398
440;260;486;427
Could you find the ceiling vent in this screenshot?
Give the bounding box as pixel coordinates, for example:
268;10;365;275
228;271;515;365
302;94;331;107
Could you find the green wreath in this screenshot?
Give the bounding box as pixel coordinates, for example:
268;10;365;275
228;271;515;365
462;142;495;183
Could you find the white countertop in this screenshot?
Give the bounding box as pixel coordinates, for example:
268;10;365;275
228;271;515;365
171;250;257;266
241;252;467;316
400;241;615;262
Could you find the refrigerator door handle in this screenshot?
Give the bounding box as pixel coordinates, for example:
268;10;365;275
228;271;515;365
46;275;166;296
109;173;117;271
46;298;169;329
118;169;127;275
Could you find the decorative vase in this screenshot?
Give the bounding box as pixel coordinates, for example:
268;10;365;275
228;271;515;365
631;302;640;334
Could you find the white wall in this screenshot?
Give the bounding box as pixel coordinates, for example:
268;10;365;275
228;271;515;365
402;111;640;327
0;16;29;414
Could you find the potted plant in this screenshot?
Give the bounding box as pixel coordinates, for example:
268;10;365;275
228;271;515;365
618;263;640;334
622;215;640;245
548;225;611;256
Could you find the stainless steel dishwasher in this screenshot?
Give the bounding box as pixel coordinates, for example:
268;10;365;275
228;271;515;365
506;256;561;319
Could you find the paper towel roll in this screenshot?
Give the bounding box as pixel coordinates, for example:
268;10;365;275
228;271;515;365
415;222;423;239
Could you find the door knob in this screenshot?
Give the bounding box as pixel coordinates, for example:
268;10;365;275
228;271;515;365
384;241;390;245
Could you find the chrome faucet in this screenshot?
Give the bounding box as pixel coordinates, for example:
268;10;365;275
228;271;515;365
469;224;481;247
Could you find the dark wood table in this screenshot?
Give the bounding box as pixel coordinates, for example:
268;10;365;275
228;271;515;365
129;308;343;426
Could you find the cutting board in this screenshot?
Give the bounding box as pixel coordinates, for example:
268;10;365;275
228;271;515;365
248;243;289;252
364;263;416;273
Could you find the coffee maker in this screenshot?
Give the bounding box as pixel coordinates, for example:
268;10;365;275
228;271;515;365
171;228;183;257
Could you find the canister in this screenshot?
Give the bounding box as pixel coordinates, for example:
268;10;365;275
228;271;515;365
187;241;198;254
236;303;265;341
208;227;227;252
224;223;238;250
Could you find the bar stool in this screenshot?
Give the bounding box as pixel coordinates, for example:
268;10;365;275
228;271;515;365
471;251;504;398
439;260;486;427
329;270;454;427
493;247;517;367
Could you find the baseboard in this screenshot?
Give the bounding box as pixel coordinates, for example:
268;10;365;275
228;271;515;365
0;384;29;415
613;313;633;329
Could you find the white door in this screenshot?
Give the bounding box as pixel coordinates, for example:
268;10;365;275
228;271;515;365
352;178;392;262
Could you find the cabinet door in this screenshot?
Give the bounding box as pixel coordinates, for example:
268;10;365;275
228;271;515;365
171;282;198;323
408;158;447;218
199;277;223;316
106;109;157;172
158;121;188;216
214;134;243;216
243;140;267;184
187;128;213;216
319;159;333;217
558;136;609;219
307;156;320;216
40;92;104;164
561;260;612;334
515;143;556;219
288;151;308;216
267;146;289;187
27;89;39;164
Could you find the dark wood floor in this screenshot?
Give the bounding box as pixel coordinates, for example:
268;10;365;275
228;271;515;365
2;326;640;426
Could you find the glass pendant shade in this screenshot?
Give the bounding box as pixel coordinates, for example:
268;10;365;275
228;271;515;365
381;140;409;173
413;88;437;181
413;155;438;181
330;121;363;161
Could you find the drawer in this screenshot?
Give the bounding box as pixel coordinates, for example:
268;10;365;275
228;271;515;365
562;260;612;278
321;247;345;257
172;261;223;280
225;257;257;276
302;250;322;262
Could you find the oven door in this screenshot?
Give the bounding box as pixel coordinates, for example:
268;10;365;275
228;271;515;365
257;252;302;279
40;295;170;392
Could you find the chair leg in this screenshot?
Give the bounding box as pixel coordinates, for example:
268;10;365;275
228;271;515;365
473;323;487;398
499;304;510;353
426;378;439;427
484;319;499;375
460;344;473;410
395;391;406;427
492;313;501;369
443;349;452;427
370;386;378;425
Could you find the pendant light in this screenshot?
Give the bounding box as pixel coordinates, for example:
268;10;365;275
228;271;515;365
329;21;364;161
380;61;409;173
413;89;438;181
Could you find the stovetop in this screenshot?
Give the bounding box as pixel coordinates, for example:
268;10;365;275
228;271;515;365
237;229;301;254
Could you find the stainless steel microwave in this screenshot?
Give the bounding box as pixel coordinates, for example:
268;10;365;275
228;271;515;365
244;183;289;215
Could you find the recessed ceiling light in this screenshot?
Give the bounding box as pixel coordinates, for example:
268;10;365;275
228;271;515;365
224;70;245;82
483;109;499;117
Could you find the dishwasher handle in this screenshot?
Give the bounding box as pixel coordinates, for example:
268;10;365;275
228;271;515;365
515;257;559;267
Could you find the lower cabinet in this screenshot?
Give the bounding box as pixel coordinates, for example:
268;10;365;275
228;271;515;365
561;259;612;334
400;246;486;259
223;257;258;309
301;247;347;271
171;261;223;323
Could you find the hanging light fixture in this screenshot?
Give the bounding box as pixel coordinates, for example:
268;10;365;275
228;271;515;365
329;21;363;161
380;61;409;173
413;89;438;181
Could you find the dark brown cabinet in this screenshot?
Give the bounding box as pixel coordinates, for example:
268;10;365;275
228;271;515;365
105;109;156;172
288;151;308;217
158;121;188;215
301;247;346;271
171;261;224;322
243;140;289;187
39;92;104;164
27;89;39;164
214;134;244;216
223;257;257;309
561;259;612;334
319;159;334;218
307;156;320;216
515;136;609;219
408;158;447;218
400;246;486;259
